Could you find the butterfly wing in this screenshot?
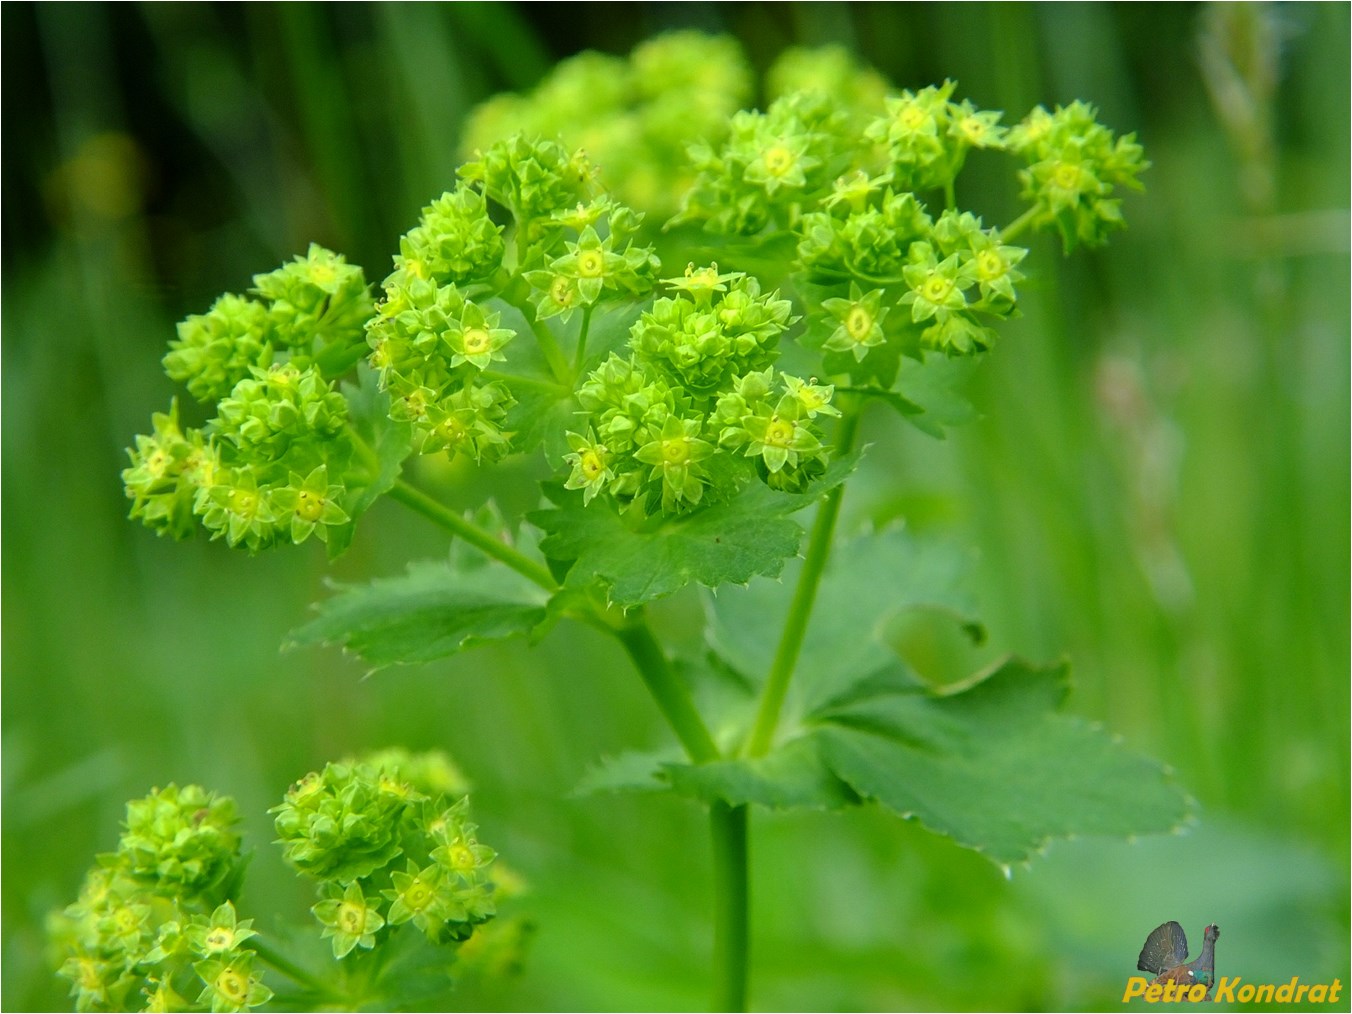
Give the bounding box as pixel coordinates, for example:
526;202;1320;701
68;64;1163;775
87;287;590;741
1137;921;1189;975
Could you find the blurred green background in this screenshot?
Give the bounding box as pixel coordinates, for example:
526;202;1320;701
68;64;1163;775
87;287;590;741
3;3;1347;1010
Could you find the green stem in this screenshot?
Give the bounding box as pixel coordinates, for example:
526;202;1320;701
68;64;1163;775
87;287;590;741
604;612;747;1010
744;408;863;757
387;478;557;591
999;204;1043;243
251;940;342;1001
613;616;720;764
944;178;957;212
812;265;906;288
573;304;595;373
709;802;749;1012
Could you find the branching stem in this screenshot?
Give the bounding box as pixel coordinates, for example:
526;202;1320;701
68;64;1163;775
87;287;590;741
388;473;741;1011
531;318;574;387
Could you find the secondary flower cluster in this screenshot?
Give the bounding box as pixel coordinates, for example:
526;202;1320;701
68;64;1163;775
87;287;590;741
462;32;754;222
803;200;1030;361
50;785;271;1014
1006;98;1150;251
271;750;500;957
123;245;372;550
567;265;835;512
678;90;862;237
364;137;660;465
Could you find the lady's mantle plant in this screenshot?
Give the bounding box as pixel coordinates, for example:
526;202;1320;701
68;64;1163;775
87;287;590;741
76;35;1188;1012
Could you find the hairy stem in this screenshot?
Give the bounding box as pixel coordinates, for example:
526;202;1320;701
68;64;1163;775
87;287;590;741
387;478;557;590
709;802;749;1012
744;407;863;757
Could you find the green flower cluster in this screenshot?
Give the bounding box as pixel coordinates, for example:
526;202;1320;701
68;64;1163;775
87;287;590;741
671;77;1148;380
764;44;889;115
678;90;861;236
271;749;500;957
124;245;371;550
124;40;1147;551
367;277;516;463
462;32;753;222
366;137;659;464
863;79;1008;193
801;197;1028;362
50;786;271;1014
1006;99;1150;251
568;266;834;512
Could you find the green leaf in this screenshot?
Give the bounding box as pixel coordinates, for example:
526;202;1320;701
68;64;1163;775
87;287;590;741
706;526;981;718
663;736;858;811
573;750;678;796
286;560;549;670
505;385;576;465
891;351;979;437
576;303;642;373
813;657;1193;865
528;454;859;607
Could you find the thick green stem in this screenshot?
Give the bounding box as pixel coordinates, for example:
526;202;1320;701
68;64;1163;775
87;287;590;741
614;617;720;764
387;478;557;590
709;802;749;1012
744;408;863;757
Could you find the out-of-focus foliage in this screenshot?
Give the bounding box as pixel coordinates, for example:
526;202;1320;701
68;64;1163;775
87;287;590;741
4;4;1347;1011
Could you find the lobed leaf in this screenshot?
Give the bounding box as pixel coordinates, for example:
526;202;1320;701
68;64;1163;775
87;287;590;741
529;454;859;607
692;528;1189;862
286;560;548;670
890;351;979;437
812;657;1192;864
573;749;679;796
